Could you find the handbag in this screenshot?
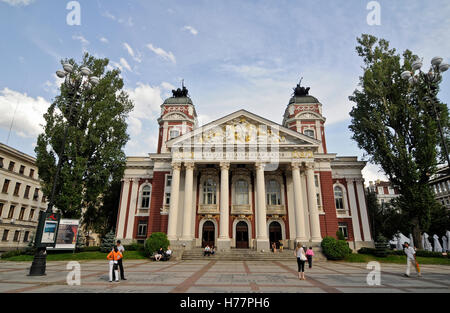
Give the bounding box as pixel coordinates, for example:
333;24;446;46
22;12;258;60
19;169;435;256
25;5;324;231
300;249;307;261
112;252;119;270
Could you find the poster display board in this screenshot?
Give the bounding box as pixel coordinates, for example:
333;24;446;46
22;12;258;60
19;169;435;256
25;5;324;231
48;219;80;250
34;212;61;248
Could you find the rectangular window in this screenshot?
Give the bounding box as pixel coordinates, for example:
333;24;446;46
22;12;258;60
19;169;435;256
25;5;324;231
315;174;322;210
166;175;172;187
2;229;9;241
13;230;20;242
23;231;30;242
0;157;3;168
137;221;147;237
19;207;25;220
8;205;15;219
8;161;15;171
165;193;171;205
377;186;384;194
24;185;31;198
19;165;25;175
13;182;21;196
2;179;10;194
0;203;3;217
29;209;35;221
33;188;39;201
338;223;349;239
41;195;46;203
29;168;35;179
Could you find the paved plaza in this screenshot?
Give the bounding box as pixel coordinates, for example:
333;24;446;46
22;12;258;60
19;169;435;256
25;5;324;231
0;260;449;293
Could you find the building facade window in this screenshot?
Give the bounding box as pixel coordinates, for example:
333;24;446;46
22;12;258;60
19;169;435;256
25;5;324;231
235;180;249;205
163;174;172;206
23;231;30;242
137;221;147;237
13;230;20;242
0;202;3;217
33;188;39;201
141;185;151;208
266;179;281;205
8;161;15;171
338;222;349;239
29;209;35;221
13;182;21;196
2;179;10;194
2;229;9;241
169;129;180;139
19;165;25;175
29;168;35;179
334;186;344;210
0;157;3;168
8;205;15;219
304;129;315;138
19;207;25;220
203;179;217;205
24;185;31;198
315;174;322;210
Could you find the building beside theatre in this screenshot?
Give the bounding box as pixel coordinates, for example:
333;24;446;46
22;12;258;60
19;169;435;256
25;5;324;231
115;83;374;251
0;143;48;251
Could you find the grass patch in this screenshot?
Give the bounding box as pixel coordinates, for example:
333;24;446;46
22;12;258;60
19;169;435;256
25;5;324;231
342;253;450;265
1;250;148;262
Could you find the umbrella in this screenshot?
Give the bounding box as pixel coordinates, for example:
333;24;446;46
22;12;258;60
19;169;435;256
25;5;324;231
442;236;448;252
423;233;432;252
409;233;414;249
433;234;443;252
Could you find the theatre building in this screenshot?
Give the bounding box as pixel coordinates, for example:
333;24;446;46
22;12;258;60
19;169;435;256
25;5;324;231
115;83;374;251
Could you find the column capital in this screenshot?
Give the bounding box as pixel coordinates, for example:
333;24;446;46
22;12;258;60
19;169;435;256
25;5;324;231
255;162;266;171
305;162;315;170
171;162;182;171
220;162;230;171
184;162;195;170
290;161;302;170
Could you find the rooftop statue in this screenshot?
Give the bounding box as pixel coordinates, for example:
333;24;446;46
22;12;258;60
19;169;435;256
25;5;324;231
172;81;189;98
293;77;310;96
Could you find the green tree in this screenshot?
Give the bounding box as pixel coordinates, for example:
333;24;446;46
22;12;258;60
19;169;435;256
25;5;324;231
100;230;116;253
35;53;133;232
349;34;449;249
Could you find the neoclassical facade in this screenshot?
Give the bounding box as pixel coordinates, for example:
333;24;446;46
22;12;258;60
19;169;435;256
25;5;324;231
116;84;374;251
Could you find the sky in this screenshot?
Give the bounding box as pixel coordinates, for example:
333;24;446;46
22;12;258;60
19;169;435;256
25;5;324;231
0;0;449;185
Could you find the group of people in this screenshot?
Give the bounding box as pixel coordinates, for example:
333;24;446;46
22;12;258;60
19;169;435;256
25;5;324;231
295;243;315;280
106;240;127;283
203;245;215;256
154;246;172;261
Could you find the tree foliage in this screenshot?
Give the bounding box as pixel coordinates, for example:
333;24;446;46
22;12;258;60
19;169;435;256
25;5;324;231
349;34;449;247
35;53;133;233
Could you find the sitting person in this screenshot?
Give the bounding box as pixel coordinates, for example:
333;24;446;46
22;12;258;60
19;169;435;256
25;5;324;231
203;245;211;256
165;246;172;257
154;247;164;261
271;242;277;253
210;246;215;255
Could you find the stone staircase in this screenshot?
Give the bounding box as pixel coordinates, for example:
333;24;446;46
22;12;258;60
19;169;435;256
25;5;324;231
181;247;327;261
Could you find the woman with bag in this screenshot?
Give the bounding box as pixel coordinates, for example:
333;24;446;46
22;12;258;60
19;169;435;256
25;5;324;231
294;243;307;280
107;245;123;282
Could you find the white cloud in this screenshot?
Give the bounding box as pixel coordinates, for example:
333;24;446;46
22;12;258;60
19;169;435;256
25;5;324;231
146;43;176;64
182;25;198;35
100;37;109;44
72;34;89;46
126;83;163;122
160;82;175;91
43;73;64;95
0;88;49;138
119;58;132;72
123;42;141;63
362;162;388;187
1;0;35;6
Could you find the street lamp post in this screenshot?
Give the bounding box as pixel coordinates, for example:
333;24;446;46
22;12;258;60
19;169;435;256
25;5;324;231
401;57;450;168
28;62;99;276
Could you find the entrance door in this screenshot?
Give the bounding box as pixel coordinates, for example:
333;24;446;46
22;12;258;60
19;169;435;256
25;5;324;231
202;221;215;248
235;221;249;249
269;221;282;248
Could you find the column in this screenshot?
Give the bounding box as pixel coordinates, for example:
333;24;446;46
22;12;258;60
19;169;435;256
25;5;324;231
356;179;372;242
292;162;308;242
125;179;139;239
255;162;270;251
181;162;195;242
167;162;181;241
217;162;231;250
347;179;362;242
305;163;322;242
116;179;130;238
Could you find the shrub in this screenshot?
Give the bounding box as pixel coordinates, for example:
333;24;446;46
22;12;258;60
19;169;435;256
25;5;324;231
1;249;26;259
336;230;346;241
321;236;351;260
100;230;116;253
357;247;376;255
124;242;144;252
144;232;170;257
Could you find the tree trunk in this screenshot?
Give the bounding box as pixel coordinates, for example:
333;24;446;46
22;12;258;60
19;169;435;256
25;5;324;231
412;218;422;250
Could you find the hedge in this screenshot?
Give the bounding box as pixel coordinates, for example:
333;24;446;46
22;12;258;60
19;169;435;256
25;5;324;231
321;236;352;260
144;232;170;257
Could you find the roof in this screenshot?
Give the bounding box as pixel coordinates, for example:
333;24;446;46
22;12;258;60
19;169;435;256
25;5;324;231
163;97;193;105
288;95;320;105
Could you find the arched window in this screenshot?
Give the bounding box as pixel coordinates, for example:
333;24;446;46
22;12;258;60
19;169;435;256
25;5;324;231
203;179;217;205
141;185;151;208
266;180;281;205
304;129;315;138
235;180;249;205
334;186;344;210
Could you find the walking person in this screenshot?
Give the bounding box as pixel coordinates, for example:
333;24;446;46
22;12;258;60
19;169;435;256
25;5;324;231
107;245;123;282
306;246;314;268
294;243;307;280
403;242;421;277
116;240;126;280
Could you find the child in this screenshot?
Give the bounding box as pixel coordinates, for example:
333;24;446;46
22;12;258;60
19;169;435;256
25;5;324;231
306;247;314;268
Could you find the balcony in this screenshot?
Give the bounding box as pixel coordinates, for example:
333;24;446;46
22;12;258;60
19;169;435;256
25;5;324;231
231;204;252;215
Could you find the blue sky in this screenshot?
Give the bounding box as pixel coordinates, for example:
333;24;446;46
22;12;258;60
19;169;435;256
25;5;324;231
1;0;449;183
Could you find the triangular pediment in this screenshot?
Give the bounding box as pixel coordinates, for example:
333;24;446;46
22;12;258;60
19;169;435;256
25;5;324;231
166;109;320;149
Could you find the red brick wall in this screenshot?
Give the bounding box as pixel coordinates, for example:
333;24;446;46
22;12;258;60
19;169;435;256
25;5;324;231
319;171;338;238
157;126;164;154
147;171;169;236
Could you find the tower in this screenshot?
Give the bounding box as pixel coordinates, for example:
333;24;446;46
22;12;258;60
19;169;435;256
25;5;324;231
282;80;327;153
157;84;198;154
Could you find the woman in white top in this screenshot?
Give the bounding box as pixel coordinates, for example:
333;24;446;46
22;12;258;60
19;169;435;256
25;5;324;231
295;242;307;280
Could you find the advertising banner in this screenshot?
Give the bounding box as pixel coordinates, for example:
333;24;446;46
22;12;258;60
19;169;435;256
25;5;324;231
48;219;80;250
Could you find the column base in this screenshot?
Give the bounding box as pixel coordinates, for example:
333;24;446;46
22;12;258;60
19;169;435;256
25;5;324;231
177;239;195;250
217;238;231;251
255;239;270;252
